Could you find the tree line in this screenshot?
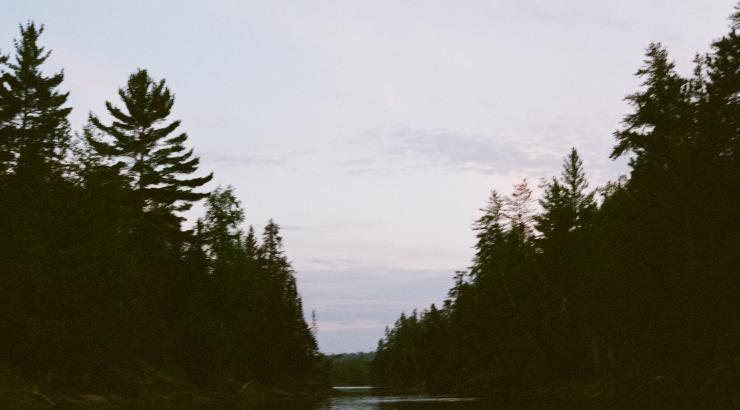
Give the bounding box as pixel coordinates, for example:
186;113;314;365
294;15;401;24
373;6;740;401
326;352;375;387
0;23;322;396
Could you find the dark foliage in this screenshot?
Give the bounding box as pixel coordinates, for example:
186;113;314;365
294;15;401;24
327;352;375;386
374;7;740;400
0;23;322;396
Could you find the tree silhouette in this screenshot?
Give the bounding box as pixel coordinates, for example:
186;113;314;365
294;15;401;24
0;22;70;178
0;23;325;401
374;6;740;401
87;69;212;212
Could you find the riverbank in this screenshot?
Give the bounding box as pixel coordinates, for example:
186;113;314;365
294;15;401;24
449;374;740;408
0;362;330;409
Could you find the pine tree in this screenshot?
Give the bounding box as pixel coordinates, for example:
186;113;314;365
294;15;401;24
260;219;291;283
244;225;259;260
702;9;740;168
536;148;595;241
258;220;319;380
536;178;569;241
504;178;535;238
561;148;595;230
471;190;505;279
611;43;691;176
201;185;245;270
0;23;71;178
86;69;212;212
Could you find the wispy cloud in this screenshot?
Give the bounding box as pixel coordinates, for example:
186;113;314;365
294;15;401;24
282;220;386;234
318;319;386;333
388;127;555;173
200;151;287;168
514;0;632;29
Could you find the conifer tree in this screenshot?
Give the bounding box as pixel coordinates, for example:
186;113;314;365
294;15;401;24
260;220;291;283
244;225;259;260
201;185;245;269
0;23;71;178
259;220;319;380
536;148;595;241
611;43;691;175
504;179;534;235
702;9;740;168
471;190;505;279
86;69;212;212
561;149;595;227
535;178;569;241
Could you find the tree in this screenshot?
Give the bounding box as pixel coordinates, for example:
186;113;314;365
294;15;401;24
504;179;535;236
258;220;319;381
561;148;595;230
701;8;740;170
86;69;212;212
471;190;505;279
535;178;569;241
244;225;260;260
611;42;691;177
0;23;71;178
536;148;595;241
201;185;245;270
260;219;292;286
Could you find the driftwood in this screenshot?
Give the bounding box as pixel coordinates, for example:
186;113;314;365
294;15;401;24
31;385;56;407
238;380;254;395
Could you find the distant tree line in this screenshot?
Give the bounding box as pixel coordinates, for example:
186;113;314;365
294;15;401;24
327;352;374;386
0;23;322;395
373;6;740;400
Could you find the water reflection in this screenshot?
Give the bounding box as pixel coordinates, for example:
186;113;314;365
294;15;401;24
313;387;488;409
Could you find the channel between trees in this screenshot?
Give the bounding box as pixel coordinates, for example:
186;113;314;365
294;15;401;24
1;3;739;407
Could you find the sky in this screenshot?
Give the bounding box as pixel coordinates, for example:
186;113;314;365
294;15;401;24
2;0;737;353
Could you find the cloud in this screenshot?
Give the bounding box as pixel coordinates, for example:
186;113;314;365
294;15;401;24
282;220;386;234
387;127;559;174
200;151;286;168
515;0;632;29
318;319;386;333
347;118;629;187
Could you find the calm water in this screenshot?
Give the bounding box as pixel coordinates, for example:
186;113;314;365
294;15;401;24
54;386;619;409
234;387;491;409
254;387;609;409
314;387;488;409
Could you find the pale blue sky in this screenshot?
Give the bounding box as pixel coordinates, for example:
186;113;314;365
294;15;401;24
2;0;736;353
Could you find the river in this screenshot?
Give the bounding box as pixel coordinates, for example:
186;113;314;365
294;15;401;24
317;387;487;409
253;387;494;409
253;386;619;409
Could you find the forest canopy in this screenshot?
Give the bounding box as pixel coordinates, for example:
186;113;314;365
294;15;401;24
0;22;323;400
373;6;740;402
0;2;738;406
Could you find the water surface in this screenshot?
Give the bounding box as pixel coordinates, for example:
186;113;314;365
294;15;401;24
311;387;489;409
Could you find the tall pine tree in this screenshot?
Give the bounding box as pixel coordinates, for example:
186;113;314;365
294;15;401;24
86;69;212;213
536;148;595;242
0;23;71;178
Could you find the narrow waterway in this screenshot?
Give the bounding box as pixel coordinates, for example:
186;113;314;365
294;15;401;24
313;387;489;409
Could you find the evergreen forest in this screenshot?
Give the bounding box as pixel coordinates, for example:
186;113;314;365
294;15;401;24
0;22;323;404
1;3;739;407
373;7;740;404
